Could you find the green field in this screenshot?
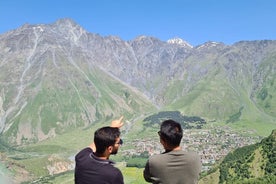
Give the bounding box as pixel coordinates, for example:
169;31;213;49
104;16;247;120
20;166;147;184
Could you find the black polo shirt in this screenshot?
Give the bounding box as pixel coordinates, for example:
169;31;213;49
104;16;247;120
75;147;124;184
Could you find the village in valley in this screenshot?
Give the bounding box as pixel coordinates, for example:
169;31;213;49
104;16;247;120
121;126;263;171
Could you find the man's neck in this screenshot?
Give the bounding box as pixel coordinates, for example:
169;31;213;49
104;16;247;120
165;146;181;152
94;152;109;160
173;146;181;151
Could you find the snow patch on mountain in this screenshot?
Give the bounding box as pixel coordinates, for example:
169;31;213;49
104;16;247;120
167;38;193;48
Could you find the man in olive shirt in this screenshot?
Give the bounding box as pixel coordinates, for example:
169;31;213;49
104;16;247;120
143;120;202;184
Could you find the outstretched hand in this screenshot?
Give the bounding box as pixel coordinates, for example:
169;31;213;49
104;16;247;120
110;116;124;128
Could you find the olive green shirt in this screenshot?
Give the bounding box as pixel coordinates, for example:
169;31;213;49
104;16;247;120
143;150;201;184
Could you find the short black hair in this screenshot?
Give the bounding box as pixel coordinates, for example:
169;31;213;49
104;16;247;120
159;120;183;147
94;127;121;154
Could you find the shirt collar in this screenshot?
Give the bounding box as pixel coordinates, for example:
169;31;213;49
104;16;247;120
89;152;115;165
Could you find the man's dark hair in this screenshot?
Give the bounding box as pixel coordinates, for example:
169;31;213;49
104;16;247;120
94;127;121;154
159;120;183;147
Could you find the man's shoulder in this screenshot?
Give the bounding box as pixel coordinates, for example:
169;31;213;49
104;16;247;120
100;162;123;181
75;147;92;159
110;165;123;173
148;152;166;162
176;150;201;160
185;151;201;159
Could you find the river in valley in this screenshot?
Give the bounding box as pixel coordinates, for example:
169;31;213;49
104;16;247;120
0;162;12;183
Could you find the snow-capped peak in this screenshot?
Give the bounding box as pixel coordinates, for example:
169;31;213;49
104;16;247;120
167;38;193;48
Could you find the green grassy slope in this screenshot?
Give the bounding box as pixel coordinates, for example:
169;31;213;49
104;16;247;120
253;54;276;117
2;56;156;145
163;59;276;136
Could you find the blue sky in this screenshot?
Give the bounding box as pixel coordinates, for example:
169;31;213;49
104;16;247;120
0;0;275;46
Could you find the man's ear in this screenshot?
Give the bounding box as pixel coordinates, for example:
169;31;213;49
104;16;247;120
160;137;167;146
107;146;113;153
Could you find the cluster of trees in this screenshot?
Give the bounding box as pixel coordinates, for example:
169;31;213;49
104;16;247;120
125;151;149;168
126;156;147;168
219;144;257;182
226;107;243;123
224;175;276;184
260;130;276;175
143;111;206;129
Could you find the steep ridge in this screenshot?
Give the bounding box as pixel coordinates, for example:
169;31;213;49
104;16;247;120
0;19;156;145
200;129;276;184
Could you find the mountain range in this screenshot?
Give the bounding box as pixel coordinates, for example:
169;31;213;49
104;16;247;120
0;18;276;183
0;18;275;146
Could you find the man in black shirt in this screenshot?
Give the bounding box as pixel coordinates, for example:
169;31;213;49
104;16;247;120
75;117;124;184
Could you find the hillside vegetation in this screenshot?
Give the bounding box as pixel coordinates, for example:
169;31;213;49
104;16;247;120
200;129;276;184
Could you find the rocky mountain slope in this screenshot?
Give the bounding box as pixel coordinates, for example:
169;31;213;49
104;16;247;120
0;18;275;145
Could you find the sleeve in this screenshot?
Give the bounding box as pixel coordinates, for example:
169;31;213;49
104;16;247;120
143;160;152;182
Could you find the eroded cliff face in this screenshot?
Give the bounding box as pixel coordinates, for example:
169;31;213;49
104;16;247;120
46;154;74;175
0;96;5;131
